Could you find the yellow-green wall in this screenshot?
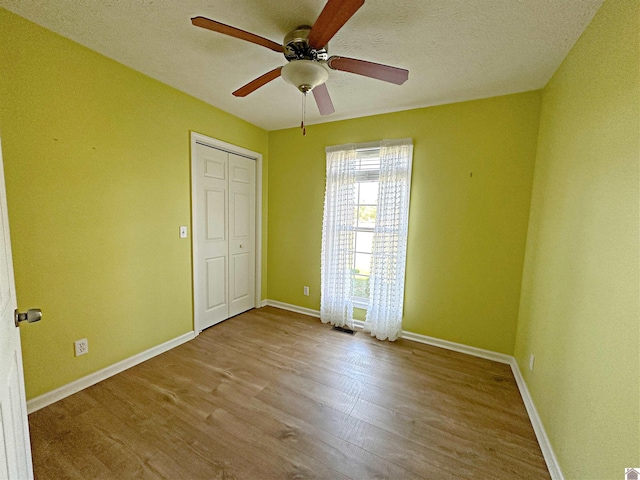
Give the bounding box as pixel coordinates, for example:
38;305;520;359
0;9;268;399
268;91;542;354
4;4;637;477
514;0;639;478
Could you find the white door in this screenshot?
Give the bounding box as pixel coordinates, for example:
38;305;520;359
194;143;229;328
228;154;255;318
0;140;34;479
193;140;256;332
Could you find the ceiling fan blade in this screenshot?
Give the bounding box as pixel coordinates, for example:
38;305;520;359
308;0;365;49
312;84;335;115
233;67;283;97
191;16;282;53
328;56;409;85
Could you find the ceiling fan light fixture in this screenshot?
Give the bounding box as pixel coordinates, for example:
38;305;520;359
281;60;329;93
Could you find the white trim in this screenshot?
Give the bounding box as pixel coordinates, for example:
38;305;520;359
266;300;320;318
265;300;510;363
26;331;195;414
325;140;380;153
509;359;564;480
264;299;562;479
400;330;512;364
352;298;369;309
259;299;268;308
255;154;263;308
190;132;263;332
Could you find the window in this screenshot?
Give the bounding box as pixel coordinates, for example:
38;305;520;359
352;148;380;307
321;138;413;340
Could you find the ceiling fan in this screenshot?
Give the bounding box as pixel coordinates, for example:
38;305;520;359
191;0;409;131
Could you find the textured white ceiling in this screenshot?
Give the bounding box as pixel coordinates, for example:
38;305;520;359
0;0;604;131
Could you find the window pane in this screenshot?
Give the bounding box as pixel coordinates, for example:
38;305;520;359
353;275;370;299
354;252;372;275
352;151;378;303
355;231;373;253
358;206;376;228
358;182;378;204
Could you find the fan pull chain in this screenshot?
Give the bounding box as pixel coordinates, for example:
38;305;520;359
300;91;307;136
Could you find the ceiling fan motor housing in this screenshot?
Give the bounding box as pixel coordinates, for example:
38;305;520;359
282;26;330;93
283;26;328;62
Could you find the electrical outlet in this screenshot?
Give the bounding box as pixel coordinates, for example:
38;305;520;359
529;354;535;371
75;338;88;357
303;286;309;296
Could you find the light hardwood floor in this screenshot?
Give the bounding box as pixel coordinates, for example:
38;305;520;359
28;306;551;479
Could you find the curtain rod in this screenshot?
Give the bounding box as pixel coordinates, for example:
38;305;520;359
326;138;413;153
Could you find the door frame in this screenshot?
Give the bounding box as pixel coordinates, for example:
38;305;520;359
190;132;263;333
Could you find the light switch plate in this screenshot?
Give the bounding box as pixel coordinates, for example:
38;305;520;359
179;226;188;238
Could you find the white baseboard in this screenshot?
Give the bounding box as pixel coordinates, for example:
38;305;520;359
266;299;321;318
27;331;195;414
265;299;563;479
265;299;511;364
259;299;268;308
401;330;513;365
509;359;564;480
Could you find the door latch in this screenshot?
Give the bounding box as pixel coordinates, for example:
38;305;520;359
14;309;42;327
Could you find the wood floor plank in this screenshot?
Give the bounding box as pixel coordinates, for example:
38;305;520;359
254;382;481;479
205;407;352;480
214;313;526;419
350;397;549;478
29;306;550;479
219;327;534;444
205;386;424;480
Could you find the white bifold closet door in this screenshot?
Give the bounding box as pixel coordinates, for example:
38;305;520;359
194;142;256;331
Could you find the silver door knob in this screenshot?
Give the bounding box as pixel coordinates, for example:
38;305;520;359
15;309;42;327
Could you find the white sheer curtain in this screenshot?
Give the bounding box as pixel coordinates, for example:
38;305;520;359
320;144;357;328
364;139;413;341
